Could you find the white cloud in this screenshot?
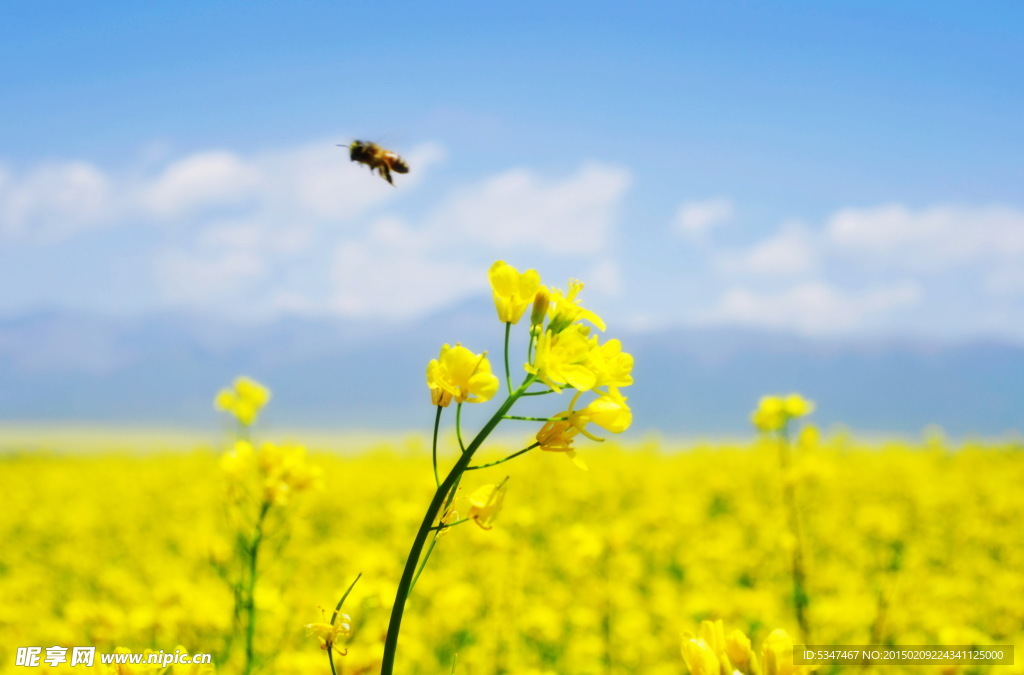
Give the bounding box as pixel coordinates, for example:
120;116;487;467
434;162;631;254
329;234;483;319
155;249;265;307
826;203;1024;268
717;223;817;277
673;197;734;236
141;151;260;218
584;259;623;297
316;161;633;319
2;140;632;321
0;161;113;241
0;137;445;244
985;265;1024;296
699;281;922;334
198;218;312;255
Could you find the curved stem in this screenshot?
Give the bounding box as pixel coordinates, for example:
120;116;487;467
503;322;512;395
456;404;466;453
327;574;361;675
380;379;533;675
431;406;442;487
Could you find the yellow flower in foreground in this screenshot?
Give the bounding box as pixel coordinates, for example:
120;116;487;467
575;389;632;436
526;325;597;392
546;279;606;334
467;479;509;530
536;415;587;470
587;337;634;389
214;376;271;426
426;343;500;407
726;629;757;673
489;260;542;324
697;619;729;666
762;629;806;675
680;634;720;675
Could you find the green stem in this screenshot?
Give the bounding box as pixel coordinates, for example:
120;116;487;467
503;415;562;422
327;573;362;675
432;406;442;487
429;517;470;530
410;537;438;593
503;322;512;395
456;404;466;453
332;572;362;625
778;426;811;644
467;443;539;470
380;379;533;675
243;501;271;675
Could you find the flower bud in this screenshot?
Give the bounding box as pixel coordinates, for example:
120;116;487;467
530;287;550;332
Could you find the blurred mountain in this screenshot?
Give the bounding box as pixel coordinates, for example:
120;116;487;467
0;304;1021;436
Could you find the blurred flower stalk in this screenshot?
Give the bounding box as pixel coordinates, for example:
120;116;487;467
214;377;323;674
752;393;817;644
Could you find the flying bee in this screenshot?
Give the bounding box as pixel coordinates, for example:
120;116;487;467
339;140;409;186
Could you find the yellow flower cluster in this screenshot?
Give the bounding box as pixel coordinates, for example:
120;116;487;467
682;620;807;675
751;393;815;433
213;377;270;426
426;343;500;407
221;439;322;506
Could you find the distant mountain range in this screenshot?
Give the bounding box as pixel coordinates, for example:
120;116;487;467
1;302;1021;437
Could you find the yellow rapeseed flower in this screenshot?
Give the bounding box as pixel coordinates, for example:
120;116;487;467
536;415;587;470
751;393;814;433
762;629;806;675
546;279;606;334
426;343;500;407
586;337;634;389
467;479;509;530
680;634;720;675
726;629;758;674
489;260;542;324
574;389;632;437
783;393;815;418
526;325;597;392
306;612;353;656
259;442;323;506
220;439;255;479
214;376;271;426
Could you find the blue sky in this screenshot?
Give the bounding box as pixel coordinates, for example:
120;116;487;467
2;1;1023;341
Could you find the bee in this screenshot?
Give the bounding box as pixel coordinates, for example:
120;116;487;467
339;140;409;186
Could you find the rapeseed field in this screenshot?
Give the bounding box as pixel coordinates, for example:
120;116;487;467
3;260;1021;674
